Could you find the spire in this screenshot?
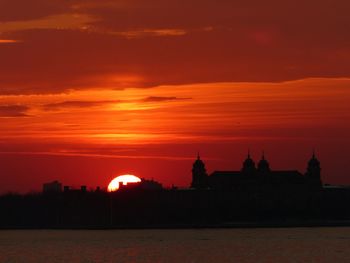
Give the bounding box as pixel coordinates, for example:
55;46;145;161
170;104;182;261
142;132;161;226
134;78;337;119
197;152;200;160
312;148;316;159
262;150;265;160
248;148;251;159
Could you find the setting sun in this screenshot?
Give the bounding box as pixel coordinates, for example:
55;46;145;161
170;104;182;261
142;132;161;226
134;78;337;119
108;174;142;192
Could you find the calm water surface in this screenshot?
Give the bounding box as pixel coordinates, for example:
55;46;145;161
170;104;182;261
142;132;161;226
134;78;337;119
0;228;350;263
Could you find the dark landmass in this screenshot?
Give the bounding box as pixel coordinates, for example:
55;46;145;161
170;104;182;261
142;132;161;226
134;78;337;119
1;152;348;229
1;186;350;229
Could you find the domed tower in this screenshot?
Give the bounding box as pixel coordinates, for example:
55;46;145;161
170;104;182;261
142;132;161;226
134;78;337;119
191;153;208;189
305;150;322;186
257;151;271;174
241;151;257;175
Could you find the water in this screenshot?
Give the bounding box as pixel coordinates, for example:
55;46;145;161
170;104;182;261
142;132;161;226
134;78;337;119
0;228;349;262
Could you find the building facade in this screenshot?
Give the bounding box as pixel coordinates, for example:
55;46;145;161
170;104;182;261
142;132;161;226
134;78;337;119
191;152;322;190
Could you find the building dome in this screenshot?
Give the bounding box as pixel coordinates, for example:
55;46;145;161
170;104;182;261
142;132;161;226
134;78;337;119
258;152;270;172
243;153;255;168
305;151;322;186
193;154;205;168
242;151;256;174
191;153;208;189
308;153;320;167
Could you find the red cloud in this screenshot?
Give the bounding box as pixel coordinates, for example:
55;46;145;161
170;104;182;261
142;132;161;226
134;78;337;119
0;0;349;95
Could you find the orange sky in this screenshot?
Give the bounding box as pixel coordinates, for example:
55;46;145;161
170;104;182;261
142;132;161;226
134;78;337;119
1;0;350;192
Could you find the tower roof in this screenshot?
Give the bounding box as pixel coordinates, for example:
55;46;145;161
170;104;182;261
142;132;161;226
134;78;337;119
243;150;255;168
308;150;320;166
258;151;270;171
193;153;205;167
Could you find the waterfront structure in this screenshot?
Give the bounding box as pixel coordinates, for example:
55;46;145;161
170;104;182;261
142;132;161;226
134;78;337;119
191;152;322;190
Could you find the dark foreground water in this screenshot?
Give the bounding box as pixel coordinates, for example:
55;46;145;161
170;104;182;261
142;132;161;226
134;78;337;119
0;228;350;263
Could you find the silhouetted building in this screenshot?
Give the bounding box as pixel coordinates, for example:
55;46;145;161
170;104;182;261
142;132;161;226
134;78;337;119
191;153;209;189
43;180;62;193
257;151;271;174
241;151;257;176
191;152;322;190
305;151;322;187
139;178;163;190
62;185;88;194
119;178;163;191
4;150;350;229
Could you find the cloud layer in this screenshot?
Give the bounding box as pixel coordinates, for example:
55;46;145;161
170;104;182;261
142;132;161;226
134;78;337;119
0;0;350;94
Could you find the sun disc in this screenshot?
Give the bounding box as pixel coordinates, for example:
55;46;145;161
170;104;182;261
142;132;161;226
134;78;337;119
108;174;141;192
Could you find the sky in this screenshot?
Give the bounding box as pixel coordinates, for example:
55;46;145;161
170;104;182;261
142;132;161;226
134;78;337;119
1;0;350;193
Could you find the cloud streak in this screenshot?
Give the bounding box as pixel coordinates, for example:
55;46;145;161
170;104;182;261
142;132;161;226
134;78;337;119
0;13;96;33
43;100;119;110
42;97;192;110
0;39;20;43
141;96;192;103
0;150;196;161
0;105;29;117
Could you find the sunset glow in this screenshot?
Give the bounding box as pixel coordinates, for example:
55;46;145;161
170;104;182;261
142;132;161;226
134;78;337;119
0;39;19;43
108;175;142;192
1;0;350;193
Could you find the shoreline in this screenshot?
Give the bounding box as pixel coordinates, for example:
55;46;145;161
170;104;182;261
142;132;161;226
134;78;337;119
2;220;350;230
